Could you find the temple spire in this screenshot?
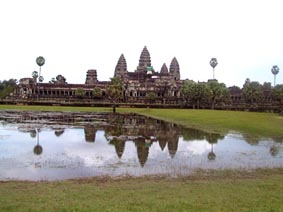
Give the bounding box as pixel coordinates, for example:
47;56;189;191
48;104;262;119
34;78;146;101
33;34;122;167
169;57;180;80
136;46;153;73
160;63;169;74
114;54;127;79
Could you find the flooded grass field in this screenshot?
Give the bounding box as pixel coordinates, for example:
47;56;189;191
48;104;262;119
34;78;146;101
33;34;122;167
0;111;282;181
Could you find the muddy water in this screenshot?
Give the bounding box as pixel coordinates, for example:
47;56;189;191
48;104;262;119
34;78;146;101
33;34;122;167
0;111;282;181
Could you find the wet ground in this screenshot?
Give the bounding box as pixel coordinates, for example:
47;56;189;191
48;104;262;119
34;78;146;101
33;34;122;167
0;110;282;181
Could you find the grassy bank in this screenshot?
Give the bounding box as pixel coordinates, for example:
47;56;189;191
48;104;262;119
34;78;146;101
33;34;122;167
1;105;283;138
1;169;283;212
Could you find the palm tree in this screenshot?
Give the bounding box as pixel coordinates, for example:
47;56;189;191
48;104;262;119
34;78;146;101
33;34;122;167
106;77;123;113
271;65;280;86
242;81;263;105
32;71;38;83
207;81;230;109
210;58;218;79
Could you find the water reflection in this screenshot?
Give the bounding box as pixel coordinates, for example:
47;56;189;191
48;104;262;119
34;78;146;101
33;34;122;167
33;129;43;155
0;111;282;181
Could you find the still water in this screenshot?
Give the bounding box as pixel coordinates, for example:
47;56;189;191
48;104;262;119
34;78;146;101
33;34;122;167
0;111;282;181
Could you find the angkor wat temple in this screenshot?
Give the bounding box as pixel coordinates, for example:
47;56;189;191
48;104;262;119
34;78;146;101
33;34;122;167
13;46;184;105
4;46;279;110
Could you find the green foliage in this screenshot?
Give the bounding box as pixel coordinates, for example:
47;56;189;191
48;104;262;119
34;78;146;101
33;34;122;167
242;81;264;104
75;88;84;97
272;84;283;104
106;77;123;102
181;80;210;108
93;87;102;98
146;92;156;100
0;79;17;99
207;81;230;109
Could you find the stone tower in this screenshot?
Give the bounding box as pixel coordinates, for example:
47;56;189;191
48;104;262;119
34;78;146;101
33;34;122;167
169;57;180;80
160;63;169;75
85;69;98;85
114;54;127;79
136;46;152;73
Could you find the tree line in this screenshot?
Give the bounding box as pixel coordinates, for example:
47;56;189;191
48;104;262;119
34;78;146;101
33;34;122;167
0;79;17;99
181;78;283;110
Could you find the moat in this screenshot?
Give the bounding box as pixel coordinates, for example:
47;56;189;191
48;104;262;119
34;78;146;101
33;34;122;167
0;111;282;181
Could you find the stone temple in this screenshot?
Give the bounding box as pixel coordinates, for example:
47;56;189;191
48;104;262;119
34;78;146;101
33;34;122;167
7;46;276;110
15;46;184;105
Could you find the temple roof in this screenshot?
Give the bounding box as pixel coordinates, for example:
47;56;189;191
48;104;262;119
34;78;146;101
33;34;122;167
160;63;169;74
138;46;151;68
169;57;179;73
169;57;180;80
114;54;127;78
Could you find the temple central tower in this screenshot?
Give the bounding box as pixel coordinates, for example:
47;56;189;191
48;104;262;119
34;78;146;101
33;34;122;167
136;46;153;73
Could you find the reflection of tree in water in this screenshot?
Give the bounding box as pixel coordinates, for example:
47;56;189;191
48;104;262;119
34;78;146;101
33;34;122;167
30;129;37;138
109;137;125;159
54;129;65;137
181;127;224;161
269;137;283;157
84;125;97;142
181;128;207;141
33;129;43;155
104;114;123;137
206;133;224;161
134;137;150;167
242;135;260;145
270;146;279;157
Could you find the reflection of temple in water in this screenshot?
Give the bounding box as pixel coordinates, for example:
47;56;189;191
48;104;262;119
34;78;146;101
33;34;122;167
103;115;181;167
110;138;126;159
84;125;97;142
134;138;150;167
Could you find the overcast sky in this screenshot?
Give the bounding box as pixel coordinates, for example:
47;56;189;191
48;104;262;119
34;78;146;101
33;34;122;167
0;0;282;87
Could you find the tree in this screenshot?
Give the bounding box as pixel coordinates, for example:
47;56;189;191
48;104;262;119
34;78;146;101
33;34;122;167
272;84;283;109
32;71;38;83
207;81;230;109
242;81;263;105
93;87;102;98
210;58;218;79
106;77;123;113
184;82;210;109
181;79;195;106
146;92;156;104
49;77;56;84
0;79;17;99
75;88;84;98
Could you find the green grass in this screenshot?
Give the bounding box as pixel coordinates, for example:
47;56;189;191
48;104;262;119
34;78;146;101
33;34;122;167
1;105;282;139
126;108;283;139
1;169;283;212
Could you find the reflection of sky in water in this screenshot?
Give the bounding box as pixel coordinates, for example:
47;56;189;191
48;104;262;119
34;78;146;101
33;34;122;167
0;124;283;181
